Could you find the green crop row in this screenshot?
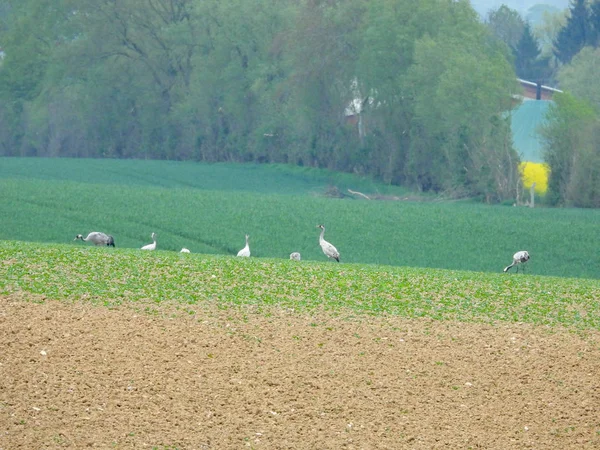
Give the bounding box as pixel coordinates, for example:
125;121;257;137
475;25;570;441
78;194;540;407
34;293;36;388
2;241;599;330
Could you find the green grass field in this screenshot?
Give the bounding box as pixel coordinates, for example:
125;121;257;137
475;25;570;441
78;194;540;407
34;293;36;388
2;241;599;330
0;157;410;196
1;157;599;278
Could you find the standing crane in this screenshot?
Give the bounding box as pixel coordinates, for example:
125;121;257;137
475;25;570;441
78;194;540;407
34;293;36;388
317;225;340;262
237;234;250;257
141;232;157;251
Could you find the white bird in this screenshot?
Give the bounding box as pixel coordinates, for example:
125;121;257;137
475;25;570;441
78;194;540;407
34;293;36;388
317;225;340;262
504;250;530;273
74;232;115;247
180;248;190;253
141;232;157;251
290;252;301;261
237;234;250;257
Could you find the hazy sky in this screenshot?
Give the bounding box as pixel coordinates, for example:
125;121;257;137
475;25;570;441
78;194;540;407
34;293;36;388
470;0;569;17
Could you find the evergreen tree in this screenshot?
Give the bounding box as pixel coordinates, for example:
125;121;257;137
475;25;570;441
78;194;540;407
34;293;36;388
514;23;542;80
554;0;591;64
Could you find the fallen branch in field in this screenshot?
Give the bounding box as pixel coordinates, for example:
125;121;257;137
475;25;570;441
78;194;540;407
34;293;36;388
347;189;371;200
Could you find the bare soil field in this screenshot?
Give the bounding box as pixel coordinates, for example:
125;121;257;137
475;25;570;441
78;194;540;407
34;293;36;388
1;294;600;449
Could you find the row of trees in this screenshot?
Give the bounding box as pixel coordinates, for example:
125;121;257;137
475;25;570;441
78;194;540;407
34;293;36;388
0;0;520;201
485;0;600;85
542;1;600;208
485;5;553;83
554;0;600;63
541;45;600;208
0;0;599;205
485;0;600;207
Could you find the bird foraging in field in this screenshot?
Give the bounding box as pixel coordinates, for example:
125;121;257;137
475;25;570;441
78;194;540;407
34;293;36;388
504;250;530;273
317;225;340;262
74;232;115;247
180;248;190;253
290;252;301;261
141;232;157;251
237;234;250;257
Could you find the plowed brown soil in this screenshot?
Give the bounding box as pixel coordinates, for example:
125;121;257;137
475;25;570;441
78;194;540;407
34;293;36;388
1;295;600;449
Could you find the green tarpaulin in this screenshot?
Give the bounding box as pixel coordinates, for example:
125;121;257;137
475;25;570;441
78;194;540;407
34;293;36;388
510;100;551;163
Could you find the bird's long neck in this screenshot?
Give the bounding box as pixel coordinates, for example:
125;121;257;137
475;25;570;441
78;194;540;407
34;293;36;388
245;235;249;246
319;227;325;242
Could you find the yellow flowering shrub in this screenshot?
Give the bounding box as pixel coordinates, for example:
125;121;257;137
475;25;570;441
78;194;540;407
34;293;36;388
519;162;549;195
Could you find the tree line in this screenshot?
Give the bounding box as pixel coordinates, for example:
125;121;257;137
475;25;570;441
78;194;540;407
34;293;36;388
486;0;600;207
0;0;598;205
540;0;600;208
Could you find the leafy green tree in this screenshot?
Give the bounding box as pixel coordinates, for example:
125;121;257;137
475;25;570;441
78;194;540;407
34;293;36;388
532;8;568;84
186;0;298;163
486;5;525;50
540;92;600;207
558;46;600;109
526;4;561;27
533;9;568;57
355;0;519;199
542;43;600;207
0;1;10;33
406;31;518;199
0;0;79;155
486;7;553;86
590;0;600;46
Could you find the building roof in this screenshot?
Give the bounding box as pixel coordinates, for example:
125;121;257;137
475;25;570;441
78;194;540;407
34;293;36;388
517;78;562;101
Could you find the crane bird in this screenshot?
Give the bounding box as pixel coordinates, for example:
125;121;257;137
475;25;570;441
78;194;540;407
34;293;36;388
504;250;530;273
141;232;157;251
180;248;191;253
237;234;250;257
290;252;301;261
74;232;115;247
317;224;340;262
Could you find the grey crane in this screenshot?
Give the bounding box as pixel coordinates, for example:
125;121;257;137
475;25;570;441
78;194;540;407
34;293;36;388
317;225;340;262
504;250;530;273
74;232;115;247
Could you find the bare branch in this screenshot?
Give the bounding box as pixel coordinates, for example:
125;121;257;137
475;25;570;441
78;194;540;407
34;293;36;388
347;189;371;200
